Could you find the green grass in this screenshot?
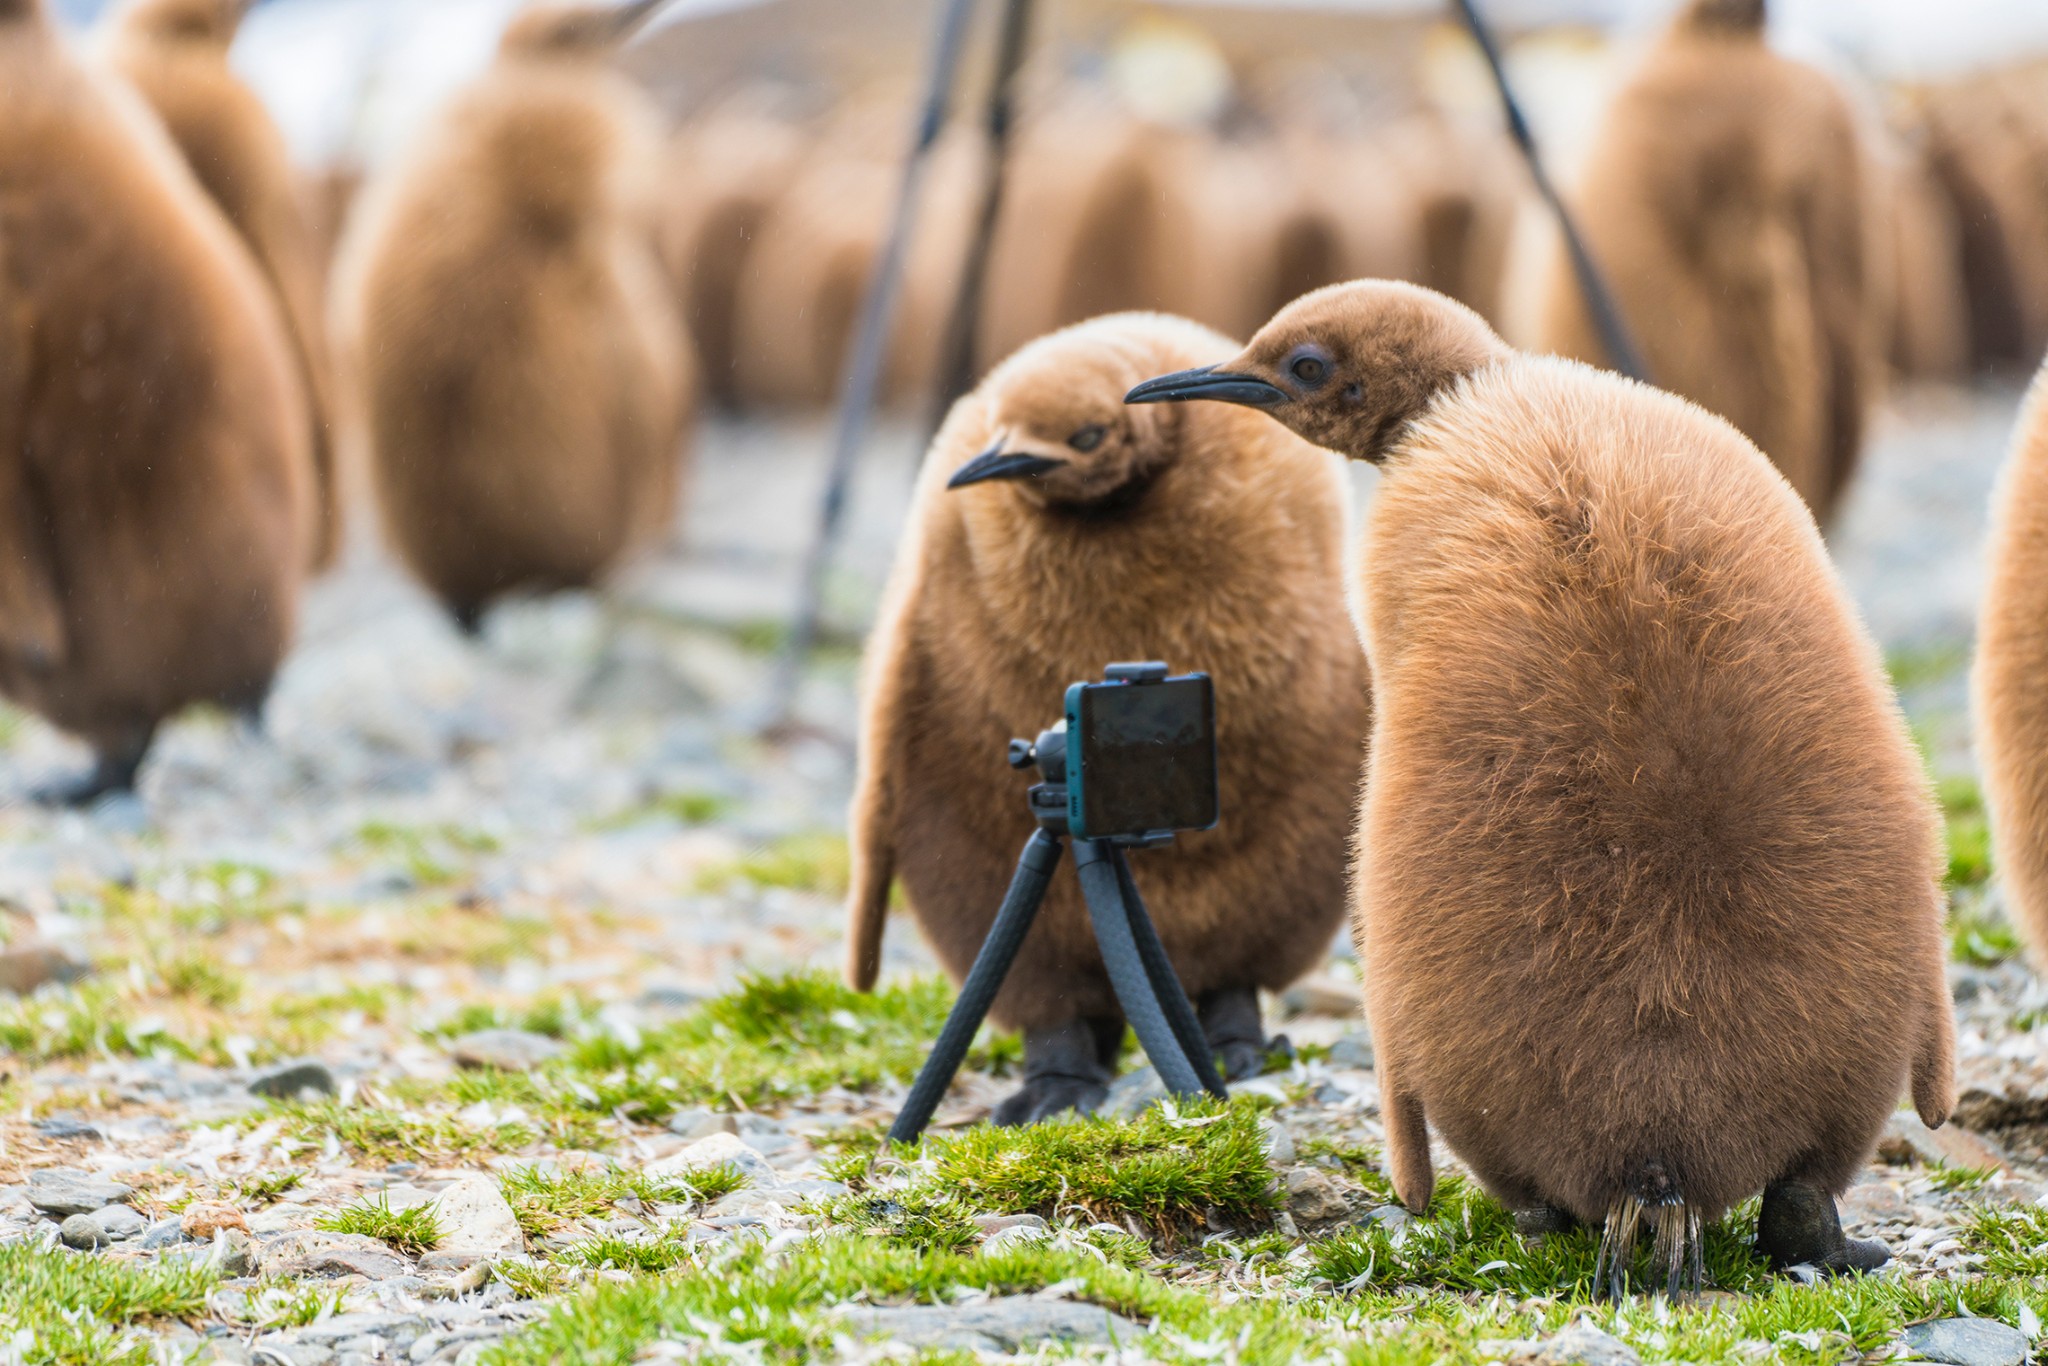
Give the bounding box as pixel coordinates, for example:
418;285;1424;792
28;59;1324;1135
693;833;850;895
1926;1161;1998;1194
589;790;731;832
0;982;203;1063
1307;1174;1772;1298
551;1226;700;1274
862;1096;1281;1245
500;1164;745;1240
354;820;501;887
1951;900;2024;967
426;993;594;1042
225;1169;306;1205
269;1099;538;1165
0;1242;219;1366
1887;641;1970;692
157;951;245;1008
315;1191;444;1256
1964;1203;2048;1277
1940;774;1993;889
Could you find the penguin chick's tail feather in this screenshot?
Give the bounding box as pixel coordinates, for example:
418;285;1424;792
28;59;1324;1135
1593;1160;1703;1299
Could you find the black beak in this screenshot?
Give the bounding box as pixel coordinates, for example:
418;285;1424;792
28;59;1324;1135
946;445;1067;489
1124;366;1289;408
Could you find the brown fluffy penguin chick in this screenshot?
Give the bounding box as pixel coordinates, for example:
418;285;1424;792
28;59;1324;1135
332;0;694;631
101;0;344;571
0;0;311;802
1126;280;1952;1290
1531;0;1877;525
847;312;1370;1124
1975;361;2048;970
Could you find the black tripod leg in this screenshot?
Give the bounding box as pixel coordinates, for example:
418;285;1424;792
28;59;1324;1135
1109;847;1228;1098
1075;840;1205;1099
888;829;1063;1144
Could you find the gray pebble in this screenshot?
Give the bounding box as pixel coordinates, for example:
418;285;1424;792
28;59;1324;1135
447;1028;563;1071
665;1107;738;1139
1900;1317;2031;1366
27;1169;134;1217
1507;1322;1642;1366
1326;1031;1375;1070
59;1203;145;1248
248;1059;337;1101
835;1298;1140;1352
31;1115;102;1142
141;1217;194;1249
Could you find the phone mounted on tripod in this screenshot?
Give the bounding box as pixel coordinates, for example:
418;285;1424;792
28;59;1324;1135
888;664;1229;1144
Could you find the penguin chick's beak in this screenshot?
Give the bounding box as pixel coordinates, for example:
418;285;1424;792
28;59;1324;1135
1124;365;1288;408
946;444;1068;489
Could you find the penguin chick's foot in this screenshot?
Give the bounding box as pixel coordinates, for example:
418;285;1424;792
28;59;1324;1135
31;727;154;808
992;1017;1119;1126
1199;985;1270;1081
1514;1205;1581;1239
1755;1180;1890;1274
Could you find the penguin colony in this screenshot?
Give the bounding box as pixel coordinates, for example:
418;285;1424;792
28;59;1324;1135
0;0;311;802
846;312;1370;1122
1527;0;1877;524
332;0;695;632
1124;280;1953;1287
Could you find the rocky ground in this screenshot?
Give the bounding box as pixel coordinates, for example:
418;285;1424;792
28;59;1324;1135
0;387;2044;1366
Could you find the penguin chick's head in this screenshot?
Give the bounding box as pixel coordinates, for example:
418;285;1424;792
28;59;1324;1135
114;0;249;45
1124;280;1509;464
499;0;664;59
946;322;1187;510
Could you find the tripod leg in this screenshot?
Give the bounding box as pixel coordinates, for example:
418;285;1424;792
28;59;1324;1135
1109;848;1228;1097
1075;840;1206;1100
888;829;1063;1144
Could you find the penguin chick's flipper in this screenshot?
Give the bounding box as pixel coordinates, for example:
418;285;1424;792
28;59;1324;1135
1379;1060;1436;1211
32;723;156;808
1198;984;1270;1081
1755;1180;1890;1274
992;1016;1119;1126
1911;931;1958;1128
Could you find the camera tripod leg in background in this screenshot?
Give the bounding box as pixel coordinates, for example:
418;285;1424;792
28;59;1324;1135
1108;847;1228;1098
888;828;1065;1145
1074;840;1209;1100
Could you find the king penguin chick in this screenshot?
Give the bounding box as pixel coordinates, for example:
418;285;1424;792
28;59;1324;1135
1975;359;2048;968
332;0;693;631
101;0;344;571
1529;0;1877;525
847;312;1370;1123
0;0;310;802
1127;280;1953;1289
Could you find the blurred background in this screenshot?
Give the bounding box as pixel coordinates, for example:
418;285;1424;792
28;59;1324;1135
5;0;2048;1004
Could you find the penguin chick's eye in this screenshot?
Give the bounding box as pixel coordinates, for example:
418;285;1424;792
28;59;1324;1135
1290;355;1328;386
1068;424;1107;453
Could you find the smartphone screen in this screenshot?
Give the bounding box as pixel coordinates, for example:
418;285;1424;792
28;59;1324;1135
1075;675;1218;838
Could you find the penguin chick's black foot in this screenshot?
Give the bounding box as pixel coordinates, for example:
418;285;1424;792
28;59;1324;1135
1198;985;1271;1081
993;1016;1120;1126
1755;1180;1890;1274
31;727;155;808
1514;1205;1581;1239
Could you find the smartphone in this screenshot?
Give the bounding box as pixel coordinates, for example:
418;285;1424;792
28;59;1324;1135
1063;671;1219;840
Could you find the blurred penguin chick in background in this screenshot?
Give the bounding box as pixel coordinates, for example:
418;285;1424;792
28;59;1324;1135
332;0;694;633
0;0;311;802
847;312;1370;1125
101;0;345;571
1529;0;1878;525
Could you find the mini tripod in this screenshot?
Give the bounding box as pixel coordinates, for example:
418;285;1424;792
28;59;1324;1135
888;691;1228;1144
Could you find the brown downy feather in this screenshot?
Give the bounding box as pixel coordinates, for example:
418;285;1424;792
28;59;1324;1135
1529;0;1876;524
1976;361;2048;971
846;311;1369;1030
332;0;695;626
101;0;344;571
1147;279;1952;1267
0;0;309;774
